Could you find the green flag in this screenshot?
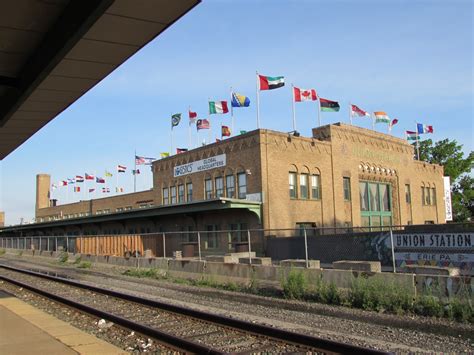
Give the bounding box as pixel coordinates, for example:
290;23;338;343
171;113;181;128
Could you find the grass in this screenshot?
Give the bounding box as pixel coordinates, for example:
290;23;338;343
57;251;68;264
122;266;473;323
0;248;5;256
77;261;92;269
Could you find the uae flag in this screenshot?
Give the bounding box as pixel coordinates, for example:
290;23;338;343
319;98;340;112
294;87;317;102
259;75;285;90
209;101;228;114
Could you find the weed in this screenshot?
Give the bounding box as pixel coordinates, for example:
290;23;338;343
57;251;68;263
73;255;82;264
0;249;5;256
77;261;92;269
282;270;307;300
123;268;165;279
415;295;444;318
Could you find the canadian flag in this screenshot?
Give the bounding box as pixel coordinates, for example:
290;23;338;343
294;87;317;102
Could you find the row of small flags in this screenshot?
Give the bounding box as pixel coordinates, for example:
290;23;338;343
168;73;434;141
52;155;156;193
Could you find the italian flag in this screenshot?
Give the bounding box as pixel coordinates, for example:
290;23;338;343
209;101;229;114
259;75;285;90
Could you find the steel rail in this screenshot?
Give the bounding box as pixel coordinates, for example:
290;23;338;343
0;264;387;354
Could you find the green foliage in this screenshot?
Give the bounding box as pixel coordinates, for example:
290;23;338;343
0;248;5;256
77;261;92;269
414;295;444;317
282;270;307;299
73;255;82;264
123;268;164;279
57;251;68;263
416;138;473;221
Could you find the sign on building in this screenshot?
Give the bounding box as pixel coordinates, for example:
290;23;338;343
443;176;453;221
174;154;226;177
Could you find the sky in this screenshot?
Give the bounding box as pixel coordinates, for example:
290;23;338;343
0;0;472;225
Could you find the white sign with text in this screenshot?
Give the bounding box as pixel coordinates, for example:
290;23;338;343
174;154;226;177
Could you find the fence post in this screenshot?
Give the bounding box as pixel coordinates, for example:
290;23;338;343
162;233;166;258
55;237;57;252
303;227;309;268
389;226;396;273
197;231;202;261
247;230;252;265
66;236;69;253
39;236;42;251
47;237;50;251
95;236;98;256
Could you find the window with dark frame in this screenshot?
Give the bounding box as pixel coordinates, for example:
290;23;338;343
226;175;235;198
205;178;213;199
237;172;247;199
289;172;297;199
300;173;309;199
215;176;224;198
178;184;185;203
311;174;321;199
162;187;169;205
343;177;351;201
186;182;193;202
170;186;177;204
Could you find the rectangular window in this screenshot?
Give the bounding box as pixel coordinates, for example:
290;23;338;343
405;184;411;203
215;177;224;198
379;183;390;212
178;184;185;203
162;187;169;205
300;174;309;199
289;172;297;199
369;182;380;211
205;179;213;199
186;183;193;202
311;174;321;199
359;182;369;211
226;175;235;198
206;224;220;249
238;173;247;199
425;187;431;205
343;177;351;201
170;186;177;204
421;187;425;205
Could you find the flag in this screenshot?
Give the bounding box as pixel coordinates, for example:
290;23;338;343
231;92;250;107
75;175;84;183
390;118;399;127
74;186;81;192
221;125;231;137
51;183;57;190
102;188;110;193
406;131;418;141
67;178;75;184
196;119;210;130
96;177;105;183
171;113;181;128
60;180;67;186
293;87;317;102
189;110;197;125
258;75;285;90
350;104;370;118
117;165;127;173
177;148;188;154
88;188;95;193
320;98;340;112
135;155;155;165
160;152;170;158
240;130;247;135
209;101;229;114
116;187;124;193
132;169;141;175
417;123;434;134
105;171;113;177
85;173;94;180
374;111;390;123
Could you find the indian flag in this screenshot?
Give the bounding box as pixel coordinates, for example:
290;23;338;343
374;111;390;123
406;131;417;141
258;75;285;90
209;101;229;114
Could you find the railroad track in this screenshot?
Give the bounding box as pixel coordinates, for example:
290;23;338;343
0;264;386;354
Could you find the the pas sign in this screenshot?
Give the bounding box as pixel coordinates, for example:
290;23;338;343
174;154;226;177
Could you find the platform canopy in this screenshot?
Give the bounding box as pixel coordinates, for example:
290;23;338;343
0;0;200;159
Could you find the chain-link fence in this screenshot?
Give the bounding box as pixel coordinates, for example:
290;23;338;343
1;224;472;274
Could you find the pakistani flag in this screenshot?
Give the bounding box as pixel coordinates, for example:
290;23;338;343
258;75;285;90
171;113;181;128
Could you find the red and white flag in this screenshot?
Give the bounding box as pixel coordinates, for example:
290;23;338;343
294;87;317;102
85;173;94;180
189;110;197;125
350;104;370;118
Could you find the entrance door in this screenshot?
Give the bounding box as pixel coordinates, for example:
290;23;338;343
359;181;392;227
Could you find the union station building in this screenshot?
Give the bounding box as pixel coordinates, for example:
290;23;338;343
2;123;447;237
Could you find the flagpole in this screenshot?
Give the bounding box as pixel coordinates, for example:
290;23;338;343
291;84;296;131
371;113;375;130
170;114;174;156
230;87;234;135
317;98;321;127
188;106;191;149
349;102;353;125
116;165;118;194
415;124;420;160
256;71;260;129
133;150;137;192
208;98;212;143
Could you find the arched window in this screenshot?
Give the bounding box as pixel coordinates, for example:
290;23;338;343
289;165;298;199
204;173;213;200
311;167;322;200
225;168;235;198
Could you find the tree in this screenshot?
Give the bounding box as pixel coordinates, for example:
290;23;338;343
415;139;474;222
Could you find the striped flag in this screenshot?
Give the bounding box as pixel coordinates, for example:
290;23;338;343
258;75;285;90
406;131;418;141
209;101;229;114
294;87;317;102
350;104;370;118
117;165;127;173
374;111;390;124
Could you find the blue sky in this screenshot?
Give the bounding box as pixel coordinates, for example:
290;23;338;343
1;0;472;225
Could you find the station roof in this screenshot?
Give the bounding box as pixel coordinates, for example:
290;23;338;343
0;198;262;233
0;0;200;160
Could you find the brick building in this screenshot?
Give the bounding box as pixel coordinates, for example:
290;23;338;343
4;123;447;237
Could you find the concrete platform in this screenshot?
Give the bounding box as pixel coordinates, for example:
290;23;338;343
0;290;125;355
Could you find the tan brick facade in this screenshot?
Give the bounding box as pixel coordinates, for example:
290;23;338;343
34;123;446;232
